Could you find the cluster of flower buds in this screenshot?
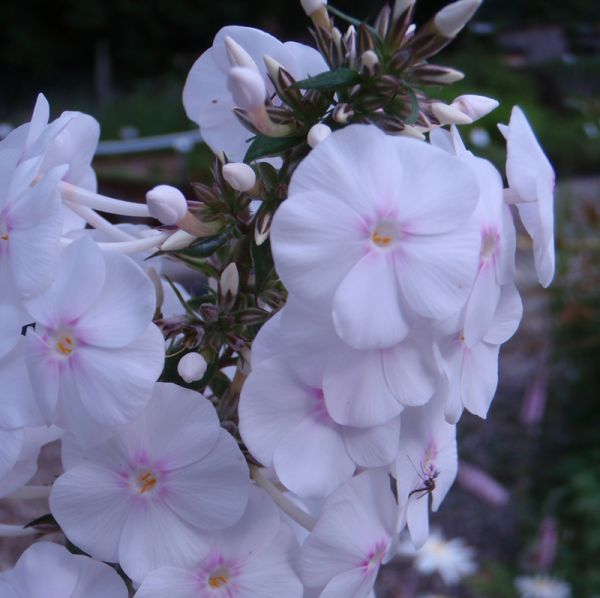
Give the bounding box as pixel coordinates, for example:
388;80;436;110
0;0;557;596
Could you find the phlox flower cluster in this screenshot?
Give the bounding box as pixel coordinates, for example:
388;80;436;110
0;0;558;596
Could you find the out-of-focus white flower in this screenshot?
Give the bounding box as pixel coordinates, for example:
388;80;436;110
24;237;165;446
0;542;128;597
399;530;477;585
300;470;399;597
498;106;555;288
146;185;188;225
222;162;257;192
515;575;571;598
271;124;481;351
177;352;207;383
469;127;491;147
136;487;303;598
50;382;250;583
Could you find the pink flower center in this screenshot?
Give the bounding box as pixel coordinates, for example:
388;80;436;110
361;540;388;572
208;567;230;589
135;470;158;494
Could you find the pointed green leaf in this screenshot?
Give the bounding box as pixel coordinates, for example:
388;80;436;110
292;68;362;91
244;135;304;163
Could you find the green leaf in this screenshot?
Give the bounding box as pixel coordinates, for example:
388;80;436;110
327;6;382;41
176;228;234;259
251;235;275;294
292;68;362;91
244;135;304;163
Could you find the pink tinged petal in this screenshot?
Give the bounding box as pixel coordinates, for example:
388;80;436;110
396;222;480;320
118;498;211;584
25;236;106;327
0;339;44;429
65;323;164;429
274;416;355;499
49;463;131;562
342;416;401;468
239;356;312;466
381;339;436;407
24;331;60;424
333;252;410;350
165;430;249;531
460;342;500;419
75;251;156;348
390;138;479;235
234;526;303;598
271;191;365;308
127;383;220;469
136;567;201;598
323;345;403;427
463;264;501;347
320;567;378;598
484;283;523;345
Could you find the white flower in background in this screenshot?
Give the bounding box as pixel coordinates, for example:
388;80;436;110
271;124;481;351
300;470;399;598
398;529;477;585
435;282;523;423
0;542;128;598
394;398;458;548
183;26;327;162
515;575;572;598
135;487;303;598
499;106;556;288
0;425;60;498
24;237;165;446
50;382;250;583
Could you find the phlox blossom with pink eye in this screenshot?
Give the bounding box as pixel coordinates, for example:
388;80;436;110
135;487;303;598
394;397;458;549
499;106;556;288
183;25;327;162
24;236;165;446
271;124;482;351
50;382;250;583
0;542;128;598
300;470;399;598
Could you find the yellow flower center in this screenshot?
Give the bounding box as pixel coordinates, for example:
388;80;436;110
136;471;158;494
55;335;75;356
208;567;230;589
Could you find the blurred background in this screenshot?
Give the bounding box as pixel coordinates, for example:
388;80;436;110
1;1;599;596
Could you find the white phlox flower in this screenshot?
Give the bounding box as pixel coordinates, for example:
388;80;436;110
499;106;556;288
434;282;523;424
183;26;327;162
394;398;458;549
49;382;250;583
271;124;481;351
0;541;128;597
515;575;572;598
240;351;400;499
135;487;303;598
398;529;477;585
300;470;399;598
23;236;165;446
0;425;61;499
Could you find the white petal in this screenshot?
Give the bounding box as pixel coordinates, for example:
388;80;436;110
343;417;401;467
484;283;523;345
135;568;200;598
461;342;500;419
463;264;501;347
320;568;378;598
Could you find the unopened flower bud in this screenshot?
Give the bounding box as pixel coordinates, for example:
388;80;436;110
451;94;499;121
300;0;330;30
431;101;473;125
224;36;259;71
177;352;208;383
220;263;239;303
333;103;354;124
434;0;482;38
393;0;415;19
146;185;188;225
360;49;380;76
307;123;332;148
228;66;267;111
398;124;425;141
300;0;326;14
222;163;257;192
160;229;196;251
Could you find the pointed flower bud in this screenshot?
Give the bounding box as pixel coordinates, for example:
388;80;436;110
451;94;499;121
225;36;259;71
228;66;267;111
307;123;332;148
300;0;326;14
434;0;482;39
177;352;208;383
360;49;380;76
222;162;257;192
160;229;196;251
220;263;239;304
146;185;188;225
333;103;354;124
393;0;415;19
300;0;330;30
431;101;474;125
